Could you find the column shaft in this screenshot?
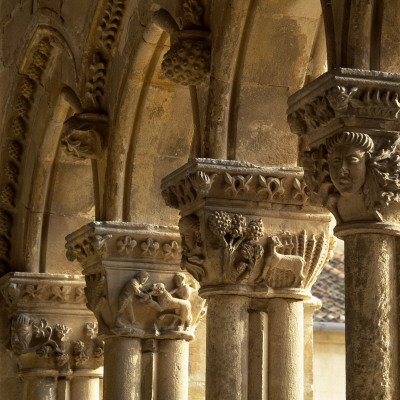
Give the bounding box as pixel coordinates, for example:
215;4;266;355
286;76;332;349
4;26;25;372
344;234;399;399
23;375;57;400
157;339;189;400
70;376;100;400
103;337;141;400
268;298;304;400
206;295;249;400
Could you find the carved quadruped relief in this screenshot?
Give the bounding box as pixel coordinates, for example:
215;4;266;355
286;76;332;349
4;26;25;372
61;113;108;160
257;231;335;291
111;271;203;340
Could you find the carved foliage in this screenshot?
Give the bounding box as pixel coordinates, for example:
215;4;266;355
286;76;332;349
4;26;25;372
288;85;400;135
0;281;87;312
11;314;70;366
163;170;308;208
209;211;264;283
66;234;111;264
182;0;204;26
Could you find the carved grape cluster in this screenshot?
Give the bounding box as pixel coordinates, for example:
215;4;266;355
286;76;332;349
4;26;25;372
162;39;211;86
209;211;264;242
209;211;231;236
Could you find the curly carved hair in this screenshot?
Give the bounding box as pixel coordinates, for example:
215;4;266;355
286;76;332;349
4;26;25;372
326;131;374;154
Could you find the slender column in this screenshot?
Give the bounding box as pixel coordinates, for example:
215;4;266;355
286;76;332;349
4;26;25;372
103;337;142;400
70;372;101;400
248;311;268;400
268;299;304;400
66;222;204;400
288;68;400;400
162;159;332;400
22;371;57;400
344;233;398;399
303;297;321;400
157;340;189;400
206;295;249;400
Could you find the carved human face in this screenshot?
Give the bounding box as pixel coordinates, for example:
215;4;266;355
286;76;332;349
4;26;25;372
181;231;196;253
328;145;367;196
11;316;32;355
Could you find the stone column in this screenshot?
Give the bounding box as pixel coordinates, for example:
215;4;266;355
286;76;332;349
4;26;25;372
288;68;400;399
162;159;333;399
0;272;104;400
22;371;58;400
65;222;205;400
268;298;304;400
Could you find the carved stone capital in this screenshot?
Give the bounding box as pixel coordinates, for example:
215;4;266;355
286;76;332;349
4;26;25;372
0;273;102;372
161;159;333;300
287;69;400;230
65;223;206;341
61;113;108;160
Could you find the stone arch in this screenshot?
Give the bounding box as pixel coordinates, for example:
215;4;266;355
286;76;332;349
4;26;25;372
0;26;80;274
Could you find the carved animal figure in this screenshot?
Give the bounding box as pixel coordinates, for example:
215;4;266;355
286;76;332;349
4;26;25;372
258;236;305;285
149;283;192;330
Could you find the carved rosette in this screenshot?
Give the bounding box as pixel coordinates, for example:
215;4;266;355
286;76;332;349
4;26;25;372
287;68;400;233
0;272;102;371
65;222;205;341
161;159;333;300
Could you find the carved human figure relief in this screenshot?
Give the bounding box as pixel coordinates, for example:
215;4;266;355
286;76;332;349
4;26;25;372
114;271;152;329
179;215;206;281
148;278;192;332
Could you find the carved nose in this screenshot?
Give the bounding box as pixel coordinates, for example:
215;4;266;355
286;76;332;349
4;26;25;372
339;166;349;176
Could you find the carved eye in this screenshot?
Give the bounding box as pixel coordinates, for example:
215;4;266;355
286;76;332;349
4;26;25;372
347;156;361;163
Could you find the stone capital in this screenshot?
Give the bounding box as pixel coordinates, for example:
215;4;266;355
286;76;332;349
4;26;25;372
65;222;206;342
287;68;400;232
161;159;334;300
0;272;103;372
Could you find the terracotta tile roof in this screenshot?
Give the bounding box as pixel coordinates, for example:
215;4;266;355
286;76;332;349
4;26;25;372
312;251;345;323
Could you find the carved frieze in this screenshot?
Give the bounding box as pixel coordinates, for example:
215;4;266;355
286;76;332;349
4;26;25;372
66;222;182;266
0;272;89;315
161;159;310;211
287;69;400;140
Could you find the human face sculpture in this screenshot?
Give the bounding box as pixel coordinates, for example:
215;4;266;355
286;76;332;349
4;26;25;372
328;145;367;196
11;315;32;355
